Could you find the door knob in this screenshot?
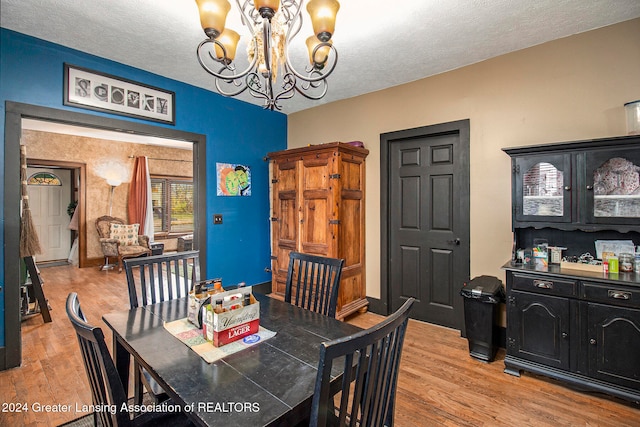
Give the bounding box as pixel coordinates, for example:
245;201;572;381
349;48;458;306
447;238;461;246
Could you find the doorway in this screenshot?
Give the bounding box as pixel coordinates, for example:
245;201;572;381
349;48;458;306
3;101;207;370
26;166;72;263
381;120;470;330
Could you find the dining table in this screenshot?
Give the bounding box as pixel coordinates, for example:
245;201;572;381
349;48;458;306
102;292;363;426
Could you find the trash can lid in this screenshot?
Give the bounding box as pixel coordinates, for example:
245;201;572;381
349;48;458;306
460;275;504;302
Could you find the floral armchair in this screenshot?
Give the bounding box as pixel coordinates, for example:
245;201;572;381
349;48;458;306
95;215;151;272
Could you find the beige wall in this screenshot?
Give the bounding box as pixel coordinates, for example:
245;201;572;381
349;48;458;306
24;130;192;260
288;18;640;299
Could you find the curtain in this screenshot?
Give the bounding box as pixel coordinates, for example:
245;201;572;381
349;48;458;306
128;156;154;241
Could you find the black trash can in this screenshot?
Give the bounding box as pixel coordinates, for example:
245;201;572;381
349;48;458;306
460;275;505;363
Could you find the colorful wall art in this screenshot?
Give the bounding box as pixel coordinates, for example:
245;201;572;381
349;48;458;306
217;163;251;196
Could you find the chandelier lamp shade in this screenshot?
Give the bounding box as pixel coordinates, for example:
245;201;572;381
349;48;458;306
195;0;340;111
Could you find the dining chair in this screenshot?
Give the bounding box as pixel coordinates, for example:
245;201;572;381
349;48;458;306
65;293;194;427
123;250;200;309
285;252;344;318
309;297;416;427
123;250;200;405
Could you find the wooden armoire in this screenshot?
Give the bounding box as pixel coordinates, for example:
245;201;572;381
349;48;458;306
268;142;369;319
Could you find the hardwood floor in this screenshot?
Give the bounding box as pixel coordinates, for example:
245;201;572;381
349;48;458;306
1;264;638;426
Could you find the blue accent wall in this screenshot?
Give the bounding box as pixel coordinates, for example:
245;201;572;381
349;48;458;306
0;29;287;347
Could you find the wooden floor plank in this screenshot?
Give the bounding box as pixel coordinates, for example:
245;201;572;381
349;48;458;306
0;264;638;426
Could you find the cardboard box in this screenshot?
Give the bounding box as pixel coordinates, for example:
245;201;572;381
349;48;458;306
204;289;259;347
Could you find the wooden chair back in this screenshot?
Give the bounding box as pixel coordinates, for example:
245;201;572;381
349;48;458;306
66;292;130;427
285;252;344;318
310;298;415;427
123;250;200;309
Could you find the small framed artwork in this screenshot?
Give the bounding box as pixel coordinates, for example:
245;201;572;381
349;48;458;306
63;63;175;124
217;163;251;196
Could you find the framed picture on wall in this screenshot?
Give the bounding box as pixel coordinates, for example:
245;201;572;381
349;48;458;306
217;163;251;196
63;63;175;125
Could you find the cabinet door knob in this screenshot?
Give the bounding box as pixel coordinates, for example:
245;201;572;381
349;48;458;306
590;338;597;345
586;185;594;190
562;332;568;339
564;186;571;191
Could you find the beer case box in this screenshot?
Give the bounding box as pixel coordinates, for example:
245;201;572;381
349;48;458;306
207;294;260;347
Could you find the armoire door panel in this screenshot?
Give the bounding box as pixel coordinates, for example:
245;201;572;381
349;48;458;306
277;195;298;242
302;199;329;244
339;198;361;267
341;158;363;191
303;164;330;190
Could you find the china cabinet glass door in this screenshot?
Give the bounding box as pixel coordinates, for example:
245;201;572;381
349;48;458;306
585;148;640;225
515;154;571;223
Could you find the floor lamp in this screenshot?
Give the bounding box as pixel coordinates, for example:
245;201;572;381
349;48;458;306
107;178;122;216
101;177;123;270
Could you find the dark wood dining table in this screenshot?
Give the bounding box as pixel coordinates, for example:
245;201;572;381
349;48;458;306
102;292;363;426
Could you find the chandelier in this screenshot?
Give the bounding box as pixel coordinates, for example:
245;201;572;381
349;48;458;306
195;0;340;111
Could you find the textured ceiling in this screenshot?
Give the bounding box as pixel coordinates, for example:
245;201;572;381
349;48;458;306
2;0;640;115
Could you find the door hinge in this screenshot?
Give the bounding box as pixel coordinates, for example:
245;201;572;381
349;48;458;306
329;173;341;179
270;255;277;260
513;164;520;174
271;217;278;222
329;219;341;225
271;179;279;184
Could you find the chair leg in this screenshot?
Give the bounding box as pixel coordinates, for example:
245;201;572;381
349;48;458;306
117;255;123;273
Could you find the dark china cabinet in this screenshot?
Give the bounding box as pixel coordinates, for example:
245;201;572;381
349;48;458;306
503;135;640;404
507;135;640;233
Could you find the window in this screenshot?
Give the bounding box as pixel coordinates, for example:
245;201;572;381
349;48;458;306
27;172;62;186
151;177;194;234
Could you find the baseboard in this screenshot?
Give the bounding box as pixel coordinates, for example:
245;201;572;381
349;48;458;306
252;281;271;295
84;257;104;268
365;297;387;315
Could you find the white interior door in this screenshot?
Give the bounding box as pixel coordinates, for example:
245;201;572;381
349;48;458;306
27;167;72;262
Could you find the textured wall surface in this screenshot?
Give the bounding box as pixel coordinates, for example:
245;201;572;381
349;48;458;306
24;129;192;259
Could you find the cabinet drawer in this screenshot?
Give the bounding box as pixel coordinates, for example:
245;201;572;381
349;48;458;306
582;282;640;309
512;273;577;297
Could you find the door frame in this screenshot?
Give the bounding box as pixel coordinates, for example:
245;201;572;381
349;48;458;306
3;101;207;370
380;119;470;318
